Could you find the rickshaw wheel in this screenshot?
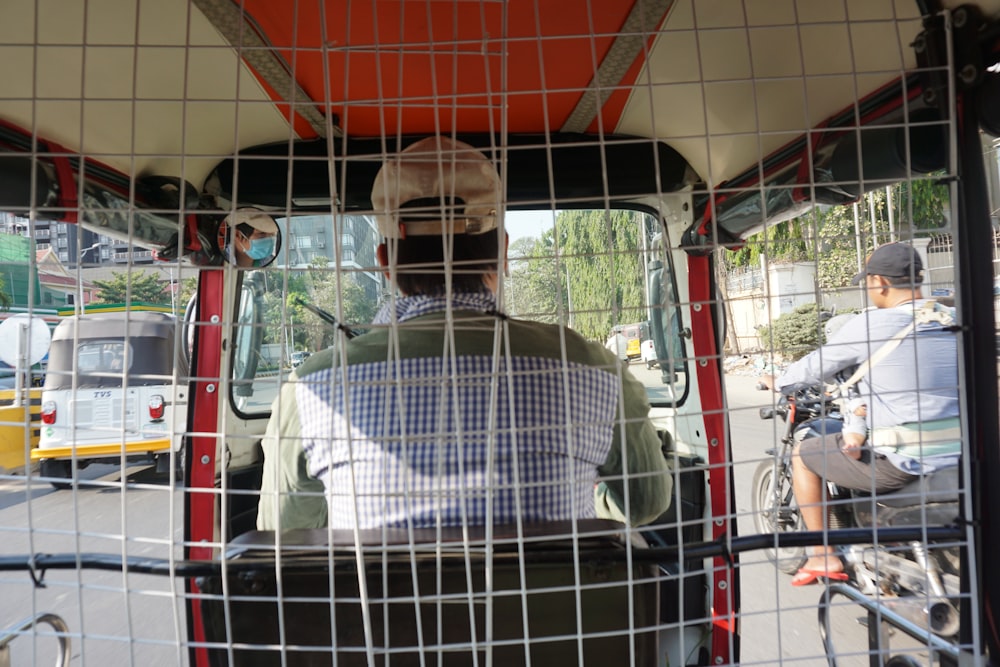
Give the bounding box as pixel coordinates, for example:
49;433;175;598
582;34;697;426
40;459;73;490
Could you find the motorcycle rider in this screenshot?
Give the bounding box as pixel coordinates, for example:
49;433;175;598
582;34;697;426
761;243;960;586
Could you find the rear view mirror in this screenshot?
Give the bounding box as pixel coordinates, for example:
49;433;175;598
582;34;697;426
219;209;283;269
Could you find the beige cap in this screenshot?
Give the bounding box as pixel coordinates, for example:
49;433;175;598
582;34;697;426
226;208;278;235
370;136;500;238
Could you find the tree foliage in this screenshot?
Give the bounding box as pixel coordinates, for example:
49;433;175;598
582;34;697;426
261;258;380;353
92;271;168;305
506;231;567;324
0;275;11;311
176;277;198;314
757;303;827;360
725;217;813;268
506;210;649;342
725;179;949;289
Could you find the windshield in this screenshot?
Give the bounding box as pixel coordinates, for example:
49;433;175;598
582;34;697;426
230;209;689;414
44;337;176;389
77;341;131;373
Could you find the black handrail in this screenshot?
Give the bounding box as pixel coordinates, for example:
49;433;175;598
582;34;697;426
0;525;965;581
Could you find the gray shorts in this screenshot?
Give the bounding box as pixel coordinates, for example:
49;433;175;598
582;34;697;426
798;433;915;492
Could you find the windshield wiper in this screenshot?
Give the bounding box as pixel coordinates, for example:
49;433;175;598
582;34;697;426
294;297;360;339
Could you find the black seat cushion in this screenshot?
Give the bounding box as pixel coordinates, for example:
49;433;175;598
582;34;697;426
200;521;660;667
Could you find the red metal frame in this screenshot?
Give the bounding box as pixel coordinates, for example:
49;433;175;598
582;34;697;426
687;252;737;665
184;268;225;667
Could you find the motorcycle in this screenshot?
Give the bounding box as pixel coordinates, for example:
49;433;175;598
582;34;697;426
751;381;964;663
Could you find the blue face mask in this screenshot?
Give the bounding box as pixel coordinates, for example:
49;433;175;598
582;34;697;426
245;236;275;261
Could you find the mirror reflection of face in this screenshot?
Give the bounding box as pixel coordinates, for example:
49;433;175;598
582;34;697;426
235;229;277;266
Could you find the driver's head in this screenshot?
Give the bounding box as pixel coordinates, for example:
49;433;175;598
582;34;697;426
371;136;504;295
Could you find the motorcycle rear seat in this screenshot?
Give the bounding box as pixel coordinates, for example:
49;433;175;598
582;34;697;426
851;466;961;528
877;465;960;508
199;519;660;667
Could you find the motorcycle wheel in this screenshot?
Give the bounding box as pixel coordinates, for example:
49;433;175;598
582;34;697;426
751;459;807;574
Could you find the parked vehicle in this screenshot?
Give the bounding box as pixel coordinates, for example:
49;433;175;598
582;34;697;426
32;310;188;488
604;331;629;361
641;339;658;369
612;321;649;360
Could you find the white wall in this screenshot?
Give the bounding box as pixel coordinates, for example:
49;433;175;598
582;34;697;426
724;233;998;353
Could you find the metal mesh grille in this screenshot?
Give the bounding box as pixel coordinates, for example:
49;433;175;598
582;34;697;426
0;1;991;666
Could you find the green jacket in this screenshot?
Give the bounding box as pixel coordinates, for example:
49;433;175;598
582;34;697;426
257;310;672;529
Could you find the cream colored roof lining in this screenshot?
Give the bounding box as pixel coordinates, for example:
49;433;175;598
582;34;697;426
192;0;333;139
0;0;294;189
4;0;1000;192
616;0;930;186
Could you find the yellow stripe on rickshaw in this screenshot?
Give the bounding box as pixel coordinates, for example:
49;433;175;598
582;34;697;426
30;438;173;461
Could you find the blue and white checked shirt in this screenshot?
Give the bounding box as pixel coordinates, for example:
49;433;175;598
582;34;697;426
294;292;621;529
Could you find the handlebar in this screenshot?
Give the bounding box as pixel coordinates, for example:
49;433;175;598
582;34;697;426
755;378;844;422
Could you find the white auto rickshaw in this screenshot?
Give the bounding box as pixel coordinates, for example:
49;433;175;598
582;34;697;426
32;308;187;488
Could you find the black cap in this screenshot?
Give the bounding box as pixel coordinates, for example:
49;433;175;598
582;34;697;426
851;243;924;285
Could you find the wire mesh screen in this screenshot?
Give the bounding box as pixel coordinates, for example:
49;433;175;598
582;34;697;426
0;1;990;666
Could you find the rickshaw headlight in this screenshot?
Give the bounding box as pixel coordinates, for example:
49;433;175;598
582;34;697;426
41;401;56;425
148;395;165;421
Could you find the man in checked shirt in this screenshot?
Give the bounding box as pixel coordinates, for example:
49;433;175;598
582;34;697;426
257;136;672;531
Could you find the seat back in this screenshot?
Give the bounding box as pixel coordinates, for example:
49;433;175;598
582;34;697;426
198;520;660;666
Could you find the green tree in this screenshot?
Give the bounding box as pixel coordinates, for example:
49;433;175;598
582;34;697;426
307;257;378;326
261;258;380;353
899;177;948;230
0;274;12;311
561;209;647;341
260;269;311;352
757;303;827;360
505;231;567;324
725;178;949;289
813;204;862;289
91;271;168;304
176;276;198;314
725;217;813;269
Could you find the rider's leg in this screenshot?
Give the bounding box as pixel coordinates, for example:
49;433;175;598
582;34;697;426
791;436;844;577
791;443;827;534
792;433;916;581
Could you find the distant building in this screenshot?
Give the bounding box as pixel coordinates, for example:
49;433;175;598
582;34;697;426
36;247;96;307
0;215;103;310
280;214;384;303
0;233;89;309
0;212;153;268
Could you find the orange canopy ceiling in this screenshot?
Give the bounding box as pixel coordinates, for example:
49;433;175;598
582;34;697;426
239;0;653;138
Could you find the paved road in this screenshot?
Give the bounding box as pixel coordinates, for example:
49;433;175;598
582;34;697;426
726;373;839;666
0;464;186;666
0;374;887;666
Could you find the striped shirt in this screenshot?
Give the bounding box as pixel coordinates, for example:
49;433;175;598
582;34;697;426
297;354;619;529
